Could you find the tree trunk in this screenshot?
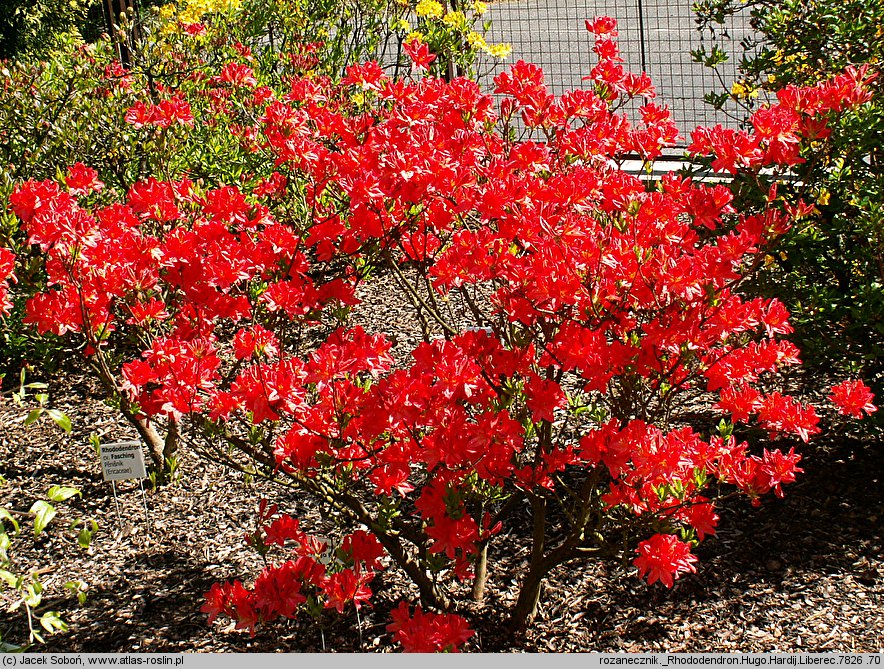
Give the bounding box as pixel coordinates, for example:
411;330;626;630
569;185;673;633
508;495;547;629
119;406;174;485
471;542;489;602
103;0;138;67
509;564;544;630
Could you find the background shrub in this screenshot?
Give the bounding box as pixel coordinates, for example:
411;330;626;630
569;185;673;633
693;0;884;418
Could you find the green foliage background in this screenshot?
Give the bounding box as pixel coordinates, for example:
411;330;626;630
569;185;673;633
695;0;884;413
0;0;94;60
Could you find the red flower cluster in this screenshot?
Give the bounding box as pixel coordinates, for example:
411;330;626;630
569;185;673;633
633;534;698;587
125;95;195;129
8;171;355;419
403;38;436;73
200;508;385;636
217;62;258;89
689;66;876;173
829;380;877;418
387;602;474;653
0;247;15;316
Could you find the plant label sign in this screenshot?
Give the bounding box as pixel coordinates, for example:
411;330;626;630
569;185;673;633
99;441;147;481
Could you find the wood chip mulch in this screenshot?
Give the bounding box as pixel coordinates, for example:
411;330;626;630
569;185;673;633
1;365;881;652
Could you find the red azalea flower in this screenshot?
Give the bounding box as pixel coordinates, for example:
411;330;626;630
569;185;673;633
0;247;16;316
829;380;877;418
321;568;373;613
65;163;104;196
403;38;437;73
634;534;698;587
387;602;474;653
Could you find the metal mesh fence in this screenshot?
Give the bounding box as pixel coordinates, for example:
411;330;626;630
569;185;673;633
477;0;754;146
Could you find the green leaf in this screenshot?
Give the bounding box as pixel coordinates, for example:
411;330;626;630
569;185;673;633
23;408;44;426
39;611;68;634
0;508;20;534
24;578;43;607
45;409;72;434
29;500;56;536
47;486;80;503
64;580;88;605
74;520;97;549
0;568;18;588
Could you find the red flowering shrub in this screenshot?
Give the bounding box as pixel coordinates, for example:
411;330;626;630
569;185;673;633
0;18;877;648
694;0;884;420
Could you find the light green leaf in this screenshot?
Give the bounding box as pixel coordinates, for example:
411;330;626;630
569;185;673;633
24;579;43;607
88;434;101;457
39;611;68;634
76;525;93;549
47;486;80;503
45;409;72;434
0;508;20;534
29;500;56;536
23;408;43;426
64;580;88;605
0;568;18;588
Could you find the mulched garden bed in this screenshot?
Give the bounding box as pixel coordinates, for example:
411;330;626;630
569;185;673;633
2;367;880;653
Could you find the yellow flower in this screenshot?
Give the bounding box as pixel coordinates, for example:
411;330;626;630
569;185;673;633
472;1;488;15
485;42;512;59
415;0;443;18
442;11;466;27
391;18;411;32
178;9;202;23
730;80;758;100
466;31;487;49
178;0;240;23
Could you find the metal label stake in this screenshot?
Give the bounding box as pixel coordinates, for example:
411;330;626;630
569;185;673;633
138;478;152;539
99;440;149;537
110;479;123;528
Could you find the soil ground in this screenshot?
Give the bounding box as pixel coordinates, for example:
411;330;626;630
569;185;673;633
1;369;881;653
